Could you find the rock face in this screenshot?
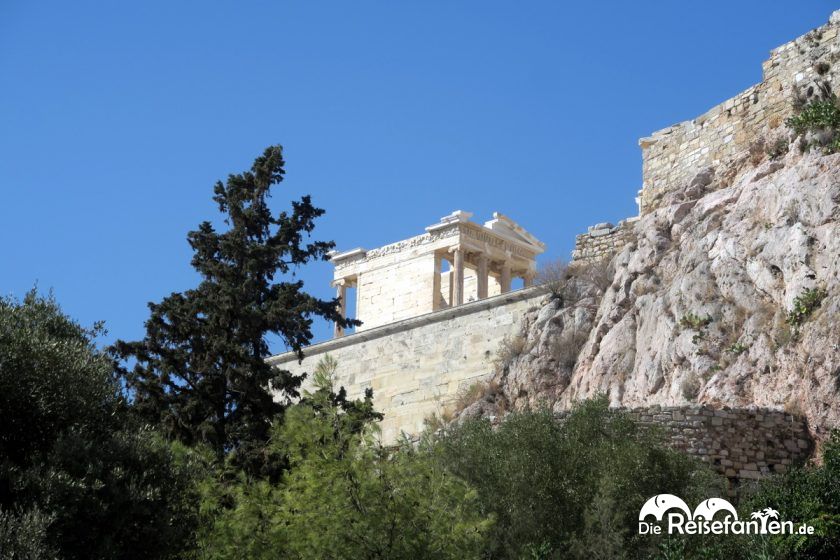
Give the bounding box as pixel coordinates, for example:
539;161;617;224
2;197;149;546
485;147;840;440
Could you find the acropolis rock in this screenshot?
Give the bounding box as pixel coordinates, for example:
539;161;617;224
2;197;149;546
270;11;840;485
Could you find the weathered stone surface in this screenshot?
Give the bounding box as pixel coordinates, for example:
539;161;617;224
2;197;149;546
553;404;811;492
492;148;840;446
268;288;548;442
639;11;840;214
572;221;636;262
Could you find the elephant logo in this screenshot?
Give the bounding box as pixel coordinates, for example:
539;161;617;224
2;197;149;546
638;494;693;521
692;498;739;521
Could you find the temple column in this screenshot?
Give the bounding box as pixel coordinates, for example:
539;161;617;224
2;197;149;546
477;254;489;299
523;271;535;288
451;246;464;306
333;280;347;338
500;263;512;293
432;252;442;310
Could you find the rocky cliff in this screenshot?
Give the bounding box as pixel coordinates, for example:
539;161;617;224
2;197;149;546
467;146;840;441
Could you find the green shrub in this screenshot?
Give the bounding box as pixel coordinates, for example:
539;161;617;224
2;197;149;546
434;397;722;559
0;507;55;560
0;292;202;560
679;312;713;331
786;287;827;329
734;430;840;559
198;357;491;559
727;341;750;355
786;96;840;152
786;97;840;135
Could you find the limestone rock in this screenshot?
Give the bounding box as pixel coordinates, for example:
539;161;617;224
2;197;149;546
490;148;840;440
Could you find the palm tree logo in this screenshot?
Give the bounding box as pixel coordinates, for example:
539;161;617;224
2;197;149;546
750;507;780;532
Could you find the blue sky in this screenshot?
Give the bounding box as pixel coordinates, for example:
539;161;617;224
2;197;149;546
1;1;835;348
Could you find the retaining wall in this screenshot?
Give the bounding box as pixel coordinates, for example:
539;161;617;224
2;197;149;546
627;405;812;492
639;11;840;213
571;220;636;262
268;287;547;443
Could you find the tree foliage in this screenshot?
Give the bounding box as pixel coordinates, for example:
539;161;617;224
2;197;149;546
734;430;840;560
112;145;356;475
435;398;722;559
0;291;200;560
197;357;491;560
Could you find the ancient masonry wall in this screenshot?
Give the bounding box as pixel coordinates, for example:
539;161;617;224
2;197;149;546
639;11;840;213
269;287;548;443
626;405;812;492
355;251;438;329
571;220;636;262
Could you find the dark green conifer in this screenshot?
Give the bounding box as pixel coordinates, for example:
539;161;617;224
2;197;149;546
112;146;356;475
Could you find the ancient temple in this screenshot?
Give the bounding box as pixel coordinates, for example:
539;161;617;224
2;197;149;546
328;210;545;335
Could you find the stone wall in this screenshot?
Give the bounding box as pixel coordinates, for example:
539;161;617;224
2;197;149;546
571;220;636;262
269;287;548;443
626;405;812;492
639;10;840;213
355;251;438;329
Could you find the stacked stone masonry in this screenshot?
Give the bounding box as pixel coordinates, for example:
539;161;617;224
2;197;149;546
571;220;636;262
639;10;840;213
626;405;812;493
571;10;840;261
269;288;548;443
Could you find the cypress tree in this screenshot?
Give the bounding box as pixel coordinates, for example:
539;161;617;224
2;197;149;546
112;145;355;475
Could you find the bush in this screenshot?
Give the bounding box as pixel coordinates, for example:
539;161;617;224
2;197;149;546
569;257;614;294
727;341;749;355
0;292;201;559
198;357;491;559
679;312;713;331
552;323;589;370
749;138;767;166
680;373;702;401
766;136;790;160
434;397;722;559
451;379;504;416
536;259;570;298
494;333;528;373
786;287;827;329
734;430;840;559
786;96;840;153
0;507;55;560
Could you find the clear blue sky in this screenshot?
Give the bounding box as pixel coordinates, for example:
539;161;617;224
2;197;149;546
1;1;834;349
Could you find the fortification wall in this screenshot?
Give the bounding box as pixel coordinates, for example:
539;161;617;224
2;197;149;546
626;405;812;492
269;287;547;442
640;11;840;213
571;220;636;262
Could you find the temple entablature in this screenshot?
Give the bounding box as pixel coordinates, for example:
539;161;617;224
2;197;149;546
329;210;545;336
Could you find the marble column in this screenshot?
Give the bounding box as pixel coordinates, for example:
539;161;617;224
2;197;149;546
500;263;512;293
523;272;535;288
432;252;442;311
333;280;347;338
452;247;464;306
477;254;489;299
